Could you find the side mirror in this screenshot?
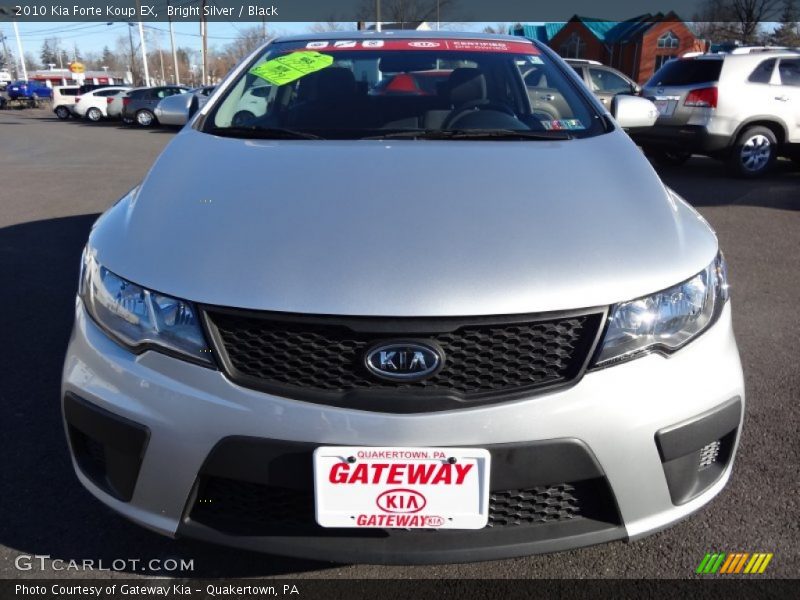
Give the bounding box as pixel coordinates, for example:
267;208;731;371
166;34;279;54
611;94;658;128
187;95;199;120
632;82;642;95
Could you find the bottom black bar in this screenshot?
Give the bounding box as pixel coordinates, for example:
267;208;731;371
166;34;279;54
2;579;793;600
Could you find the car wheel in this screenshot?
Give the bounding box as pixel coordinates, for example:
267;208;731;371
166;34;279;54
136;109;155;127
650;149;692;167
55;106;71;119
87;107;103;122
29;93;39;109
728;126;777;178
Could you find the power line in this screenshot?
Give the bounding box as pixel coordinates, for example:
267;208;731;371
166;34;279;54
16;22;115;37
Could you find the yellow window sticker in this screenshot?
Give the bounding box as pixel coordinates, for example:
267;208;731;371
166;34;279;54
249;51;334;86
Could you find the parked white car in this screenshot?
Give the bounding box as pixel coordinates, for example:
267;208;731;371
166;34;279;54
52;85;80;119
0;69;12;90
107;87;142;121
73;86;131;121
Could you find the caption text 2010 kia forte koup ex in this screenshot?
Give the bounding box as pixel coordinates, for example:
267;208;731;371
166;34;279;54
61;32;744;564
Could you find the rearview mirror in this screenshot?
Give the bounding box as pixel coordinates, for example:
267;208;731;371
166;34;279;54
611;95;658;128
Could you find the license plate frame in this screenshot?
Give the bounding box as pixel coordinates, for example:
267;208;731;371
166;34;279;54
313;446;491;529
653;98;676;117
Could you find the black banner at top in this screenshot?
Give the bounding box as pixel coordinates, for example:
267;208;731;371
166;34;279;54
0;0;709;23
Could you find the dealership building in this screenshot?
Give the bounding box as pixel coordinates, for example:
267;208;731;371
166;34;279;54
512;13;707;83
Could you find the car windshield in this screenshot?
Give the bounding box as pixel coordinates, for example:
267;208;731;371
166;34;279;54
203;38;605;140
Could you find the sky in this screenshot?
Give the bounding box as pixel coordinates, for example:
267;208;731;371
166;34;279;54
3;21;497;60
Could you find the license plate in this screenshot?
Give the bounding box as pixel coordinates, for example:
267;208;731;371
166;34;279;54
653;99;675;116
313;446;491;529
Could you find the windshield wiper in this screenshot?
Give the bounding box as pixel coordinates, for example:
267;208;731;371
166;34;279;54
363;128;573;141
208;126;323;140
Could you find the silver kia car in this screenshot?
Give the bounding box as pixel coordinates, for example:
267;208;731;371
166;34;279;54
61;32;744;564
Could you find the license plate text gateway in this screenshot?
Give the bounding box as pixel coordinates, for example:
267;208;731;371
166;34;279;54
313;447;491;529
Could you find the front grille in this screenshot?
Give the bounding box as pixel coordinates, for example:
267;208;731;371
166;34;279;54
189;476;593;535
204;309;604;410
192;477;314;533
487;484;580;527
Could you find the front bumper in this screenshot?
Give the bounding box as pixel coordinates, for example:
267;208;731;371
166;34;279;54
61;300;744;564
631;125;732;155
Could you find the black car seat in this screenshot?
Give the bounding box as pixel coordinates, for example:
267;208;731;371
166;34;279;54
423;67;487;130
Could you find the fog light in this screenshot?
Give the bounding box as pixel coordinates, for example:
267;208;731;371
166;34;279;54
698;440;721;470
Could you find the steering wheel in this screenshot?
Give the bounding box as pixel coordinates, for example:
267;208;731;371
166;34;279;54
442;100;516;129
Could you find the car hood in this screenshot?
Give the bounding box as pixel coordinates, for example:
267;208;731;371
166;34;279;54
91;128;718;316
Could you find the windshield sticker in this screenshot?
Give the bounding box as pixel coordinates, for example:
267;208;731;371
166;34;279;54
541;119;586;131
293;39;537;54
249;51;334;86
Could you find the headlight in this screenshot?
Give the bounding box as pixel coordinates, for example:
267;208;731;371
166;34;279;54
593;253;729;367
79;250;213;366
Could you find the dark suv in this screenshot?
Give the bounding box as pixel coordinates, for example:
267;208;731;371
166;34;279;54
122;86;189;127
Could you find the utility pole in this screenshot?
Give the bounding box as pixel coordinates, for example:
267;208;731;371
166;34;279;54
12;21;27;80
0;31;13;76
168;3;179;84
200;0;208;85
375;0;381;31
136;0;150;87
127;23;137;83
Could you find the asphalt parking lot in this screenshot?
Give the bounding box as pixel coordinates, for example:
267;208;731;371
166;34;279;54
0;106;797;579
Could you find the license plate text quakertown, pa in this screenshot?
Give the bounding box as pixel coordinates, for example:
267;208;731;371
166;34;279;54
313;447;491;529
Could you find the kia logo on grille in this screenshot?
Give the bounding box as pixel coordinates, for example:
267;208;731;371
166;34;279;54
364;341;443;382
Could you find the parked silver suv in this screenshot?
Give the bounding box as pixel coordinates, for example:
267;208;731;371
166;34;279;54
633;51;800;177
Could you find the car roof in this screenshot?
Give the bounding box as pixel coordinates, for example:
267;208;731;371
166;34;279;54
86;86;129;91
274;30;534;44
688;50;799;62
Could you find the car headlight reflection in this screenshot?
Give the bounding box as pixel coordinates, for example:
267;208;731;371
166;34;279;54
594;253;729;367
79;251;213;366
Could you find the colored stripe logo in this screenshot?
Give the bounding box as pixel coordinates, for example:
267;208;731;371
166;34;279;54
696;552;773;574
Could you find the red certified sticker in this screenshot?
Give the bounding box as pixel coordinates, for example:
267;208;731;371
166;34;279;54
303;39;538;54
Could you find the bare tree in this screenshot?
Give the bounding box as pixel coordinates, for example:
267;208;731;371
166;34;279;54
309;22;350;32
222;26;266;62
731;0;781;42
771;0;800;46
358;0;457;26
482;23;510;34
691;0;780;43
